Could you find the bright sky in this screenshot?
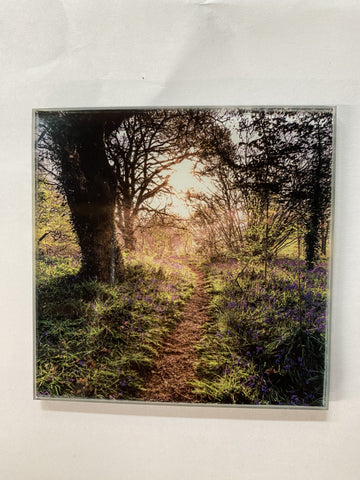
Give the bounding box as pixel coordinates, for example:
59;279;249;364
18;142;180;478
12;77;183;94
168;159;209;218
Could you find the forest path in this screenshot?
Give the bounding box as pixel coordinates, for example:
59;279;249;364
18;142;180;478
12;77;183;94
140;261;209;403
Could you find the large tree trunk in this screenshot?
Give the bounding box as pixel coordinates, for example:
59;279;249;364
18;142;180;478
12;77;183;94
58;114;129;282
71;197;124;283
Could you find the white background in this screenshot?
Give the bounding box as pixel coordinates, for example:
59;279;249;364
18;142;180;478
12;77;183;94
1;1;360;479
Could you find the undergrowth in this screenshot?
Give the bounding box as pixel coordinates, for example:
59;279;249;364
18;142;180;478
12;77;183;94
36;253;195;400
192;258;328;406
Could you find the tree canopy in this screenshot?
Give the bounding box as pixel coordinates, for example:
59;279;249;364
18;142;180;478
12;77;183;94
35;107;333;281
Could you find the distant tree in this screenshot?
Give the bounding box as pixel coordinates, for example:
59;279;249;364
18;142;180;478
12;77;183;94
186;117;242;257
188;164;245;258
105;110;202;250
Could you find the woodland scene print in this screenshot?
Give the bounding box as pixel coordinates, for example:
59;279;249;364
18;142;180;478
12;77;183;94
35;107;332;406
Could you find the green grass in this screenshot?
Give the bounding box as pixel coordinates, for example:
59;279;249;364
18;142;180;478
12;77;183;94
36;254;195;400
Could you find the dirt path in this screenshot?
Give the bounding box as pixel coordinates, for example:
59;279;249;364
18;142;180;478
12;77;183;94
140;265;209;403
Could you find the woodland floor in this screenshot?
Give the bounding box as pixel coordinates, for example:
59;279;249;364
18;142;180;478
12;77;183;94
140;264;209;403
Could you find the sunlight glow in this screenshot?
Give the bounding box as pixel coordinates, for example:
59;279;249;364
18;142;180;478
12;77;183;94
170;159;202;192
168;159;208;218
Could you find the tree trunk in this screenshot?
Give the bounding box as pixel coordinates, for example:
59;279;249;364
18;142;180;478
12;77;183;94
320;222;329;256
71;199;124;282
123;230;136;251
305;214;320;270
120;206;137;251
305;123;324;270
59;116;125;282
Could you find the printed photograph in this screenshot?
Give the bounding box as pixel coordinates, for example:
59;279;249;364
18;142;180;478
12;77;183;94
34;107;333;407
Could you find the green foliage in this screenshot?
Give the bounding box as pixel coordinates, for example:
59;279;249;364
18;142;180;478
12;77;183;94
36;254;195;400
243;212;297;261
36;177;80;258
193;258;328;406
